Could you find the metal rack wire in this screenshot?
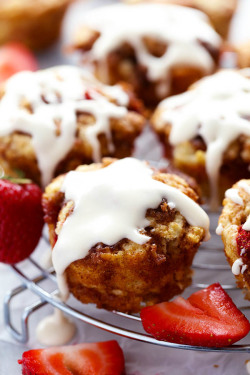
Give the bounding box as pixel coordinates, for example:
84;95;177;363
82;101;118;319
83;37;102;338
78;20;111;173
4;212;250;353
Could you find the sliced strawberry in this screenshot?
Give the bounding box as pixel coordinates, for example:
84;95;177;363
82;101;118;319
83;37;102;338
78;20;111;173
0;42;38;83
140;283;250;347
18;340;125;375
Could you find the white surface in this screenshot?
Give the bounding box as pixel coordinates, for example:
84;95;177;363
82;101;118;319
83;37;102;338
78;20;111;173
1;0;250;374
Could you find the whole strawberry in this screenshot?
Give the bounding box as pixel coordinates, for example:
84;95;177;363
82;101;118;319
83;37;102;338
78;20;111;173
0;177;44;264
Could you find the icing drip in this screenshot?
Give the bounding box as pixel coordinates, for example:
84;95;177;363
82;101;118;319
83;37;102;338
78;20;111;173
82;4;221;88
0;66;128;187
237;180;250;232
158;69;250;209
36;308;76;346
215;223;223;236
232;258;247;276
243;217;250;231
225;188;243;206
52;157;210;300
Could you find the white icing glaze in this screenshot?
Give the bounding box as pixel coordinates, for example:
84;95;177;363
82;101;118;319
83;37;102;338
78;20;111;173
243;216;250;231
240;248;246;256
0;66;129;187
238;180;250;195
232;258;247;276
82;4;221;89
225;188;243;206
242;264;248;273
215;223;223;236
237;180;250;232
52;157;210;299
158;69;250;209
36;309;76;346
41;247;53;270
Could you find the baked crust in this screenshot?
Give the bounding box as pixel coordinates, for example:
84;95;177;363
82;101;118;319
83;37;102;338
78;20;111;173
43;159;205;312
218;180;250;297
0;0;73;50
123;0;237;39
0;73;145;186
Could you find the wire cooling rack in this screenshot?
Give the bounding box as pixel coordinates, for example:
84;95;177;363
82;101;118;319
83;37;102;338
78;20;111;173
3;209;250;353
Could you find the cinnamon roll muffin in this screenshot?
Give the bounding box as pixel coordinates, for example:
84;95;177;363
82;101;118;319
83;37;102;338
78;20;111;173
123;0;237;39
0;66;145;187
151;69;250;209
0;0;73;50
218;179;250;298
70;3;222;106
43;157;209;313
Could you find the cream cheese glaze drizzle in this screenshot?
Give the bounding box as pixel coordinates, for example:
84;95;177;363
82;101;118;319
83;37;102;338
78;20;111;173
0;66;129;187
225;188;243;206
52;158;210;300
81;3;221;90
158;69;250;209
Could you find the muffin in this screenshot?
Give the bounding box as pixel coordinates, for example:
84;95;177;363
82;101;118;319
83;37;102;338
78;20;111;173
235;41;250;69
0;0;73;50
151;69;250;210
218;179;250;298
43;157;210;313
123;0;238;39
70;3;222;106
0;66;145;187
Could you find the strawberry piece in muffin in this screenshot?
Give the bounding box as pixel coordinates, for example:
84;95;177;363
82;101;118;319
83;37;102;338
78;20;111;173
236;226;250;261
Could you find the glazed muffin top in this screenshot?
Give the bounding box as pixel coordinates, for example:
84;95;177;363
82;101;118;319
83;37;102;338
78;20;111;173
0;66;144;187
151;69;250;208
72;3;221;83
43;157;210;299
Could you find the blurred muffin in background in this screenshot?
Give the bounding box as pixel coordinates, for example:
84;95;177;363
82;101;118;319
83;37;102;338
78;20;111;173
235;41;250;69
70;3;222;107
0;0;73;50
0;65;145;187
123;0;238;39
151;69;250;210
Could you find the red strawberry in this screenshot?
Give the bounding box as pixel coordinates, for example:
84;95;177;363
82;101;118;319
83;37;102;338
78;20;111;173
236;225;250;260
18;340;125;375
0;178;44;264
140;283;250;347
0;42;38;83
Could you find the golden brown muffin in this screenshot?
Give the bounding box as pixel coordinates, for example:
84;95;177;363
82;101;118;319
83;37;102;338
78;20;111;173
218;179;250;298
151;69;250;209
0;66;145;187
235;41;250;69
43;158;208;313
70;3;222;107
0;0;73;50
123;0;238;39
